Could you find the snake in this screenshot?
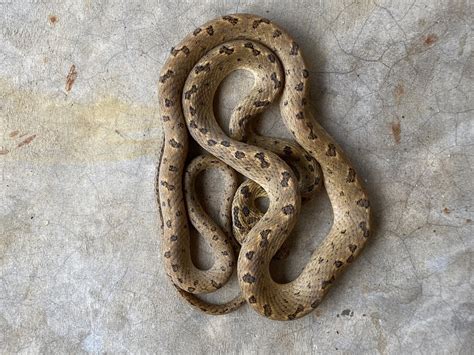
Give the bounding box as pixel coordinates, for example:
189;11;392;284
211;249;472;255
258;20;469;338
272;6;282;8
157;13;371;321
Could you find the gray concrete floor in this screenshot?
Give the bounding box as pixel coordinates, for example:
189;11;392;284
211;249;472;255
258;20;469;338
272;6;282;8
1;0;473;353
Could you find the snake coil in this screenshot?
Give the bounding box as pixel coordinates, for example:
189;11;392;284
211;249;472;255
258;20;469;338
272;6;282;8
158;14;371;320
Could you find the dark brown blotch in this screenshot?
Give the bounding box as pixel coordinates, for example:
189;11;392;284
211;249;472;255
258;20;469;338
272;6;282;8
222;15;238;25
263;304;272;317
243;42;260;56
211;280;222;289
159;69;174;83
346;168;356;183
181;46;190;56
207;139;217;146
248;295;256;303
195;63;211;74
359;221;370;238
326;143;337;157
287;304;304;320
235;151;245;159
321;276;335;289
169;139;182;149
240;185;251;198
280;171;291;187
170;235;178;242
246;251;255;260
219;45;234;55
242;273;256;283
296;111;304;120
164;98;174;107
357;199;370;208
170;47;179;56
160;181;175;191
282;204;295;215
254;152;270;168
334;260;343;268
260;229;271;248
295;82;304;91
193;28;201;36
272;29;282;37
252;18;270;29
254;100;270;107
233;206;244;230
290;41;299;55
270;72;281;89
348;244;357;253
308;131;317;140
206;25;214;35
184;84;198;100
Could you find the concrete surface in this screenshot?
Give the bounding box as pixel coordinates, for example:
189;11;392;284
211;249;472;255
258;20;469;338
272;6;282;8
1;0;473;353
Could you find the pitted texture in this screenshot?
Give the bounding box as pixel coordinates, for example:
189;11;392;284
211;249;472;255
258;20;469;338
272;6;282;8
158;14;371;320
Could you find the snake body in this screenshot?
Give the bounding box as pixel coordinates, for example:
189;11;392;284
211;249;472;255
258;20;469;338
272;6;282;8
158;14;371;320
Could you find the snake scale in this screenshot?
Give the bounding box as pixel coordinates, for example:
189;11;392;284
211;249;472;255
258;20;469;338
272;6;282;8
158;13;371;321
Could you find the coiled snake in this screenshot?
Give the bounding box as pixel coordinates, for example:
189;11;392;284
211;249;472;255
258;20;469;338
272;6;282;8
158;14;371;320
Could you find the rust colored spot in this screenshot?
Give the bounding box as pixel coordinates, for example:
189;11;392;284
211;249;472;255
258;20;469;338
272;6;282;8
443;207;450;214
393;83;405;106
17;134;36;148
394;83;404;95
48;15;58;25
48;15;58;24
424;33;438;46
9;130;19;137
391;121;401;144
65;65;78;92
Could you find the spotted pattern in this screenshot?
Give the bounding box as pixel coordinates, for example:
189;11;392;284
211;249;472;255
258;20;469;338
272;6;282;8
158;13;371;321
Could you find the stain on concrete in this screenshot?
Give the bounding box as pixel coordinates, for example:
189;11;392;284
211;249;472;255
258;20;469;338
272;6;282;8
424;33;438;46
65;65;78;92
0;79;161;163
48;15;58;25
394;83;404;105
391;121;401;144
17;134;36;148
